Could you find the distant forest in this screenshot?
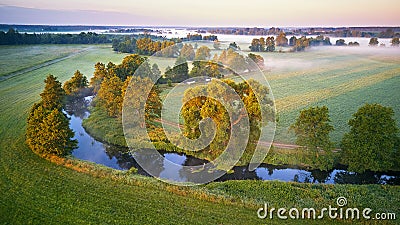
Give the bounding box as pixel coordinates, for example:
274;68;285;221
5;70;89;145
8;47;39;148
0;28;110;45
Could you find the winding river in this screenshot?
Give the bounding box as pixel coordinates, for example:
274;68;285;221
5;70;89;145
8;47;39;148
65;97;400;185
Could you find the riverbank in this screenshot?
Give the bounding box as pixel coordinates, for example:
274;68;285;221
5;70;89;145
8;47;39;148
82;105;340;169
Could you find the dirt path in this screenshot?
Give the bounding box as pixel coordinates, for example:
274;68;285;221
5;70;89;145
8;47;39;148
0;46;93;82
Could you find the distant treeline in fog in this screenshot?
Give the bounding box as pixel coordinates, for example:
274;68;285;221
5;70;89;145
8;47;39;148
0;28;111;45
204;27;400;38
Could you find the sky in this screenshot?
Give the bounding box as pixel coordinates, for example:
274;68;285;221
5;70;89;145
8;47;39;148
0;0;399;27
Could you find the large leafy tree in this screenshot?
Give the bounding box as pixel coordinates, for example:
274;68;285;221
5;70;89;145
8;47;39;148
189;61;221;78
90;62;109;94
276;32;288;47
369;37;379;46
391;37;400;47
26;75;77;156
97;75;124;117
122;76;162;128
114;54;145;81
250;38;262;52
265;37;275;52
165;56;189;82
290;106;335;170
181;79;274;162
63;70;88;96
194;46;211;60
293;36;309;51
180;44;195;60
40;75;66;110
341;103;399;173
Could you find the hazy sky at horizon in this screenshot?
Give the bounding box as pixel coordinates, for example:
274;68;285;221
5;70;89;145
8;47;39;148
1;0;399;27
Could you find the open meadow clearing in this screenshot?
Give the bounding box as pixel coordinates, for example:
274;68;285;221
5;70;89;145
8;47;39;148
1;44;399;224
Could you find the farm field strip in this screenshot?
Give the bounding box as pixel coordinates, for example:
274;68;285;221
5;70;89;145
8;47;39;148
266;58;380;81
0;45;90;77
274;67;400;113
270;63;399;99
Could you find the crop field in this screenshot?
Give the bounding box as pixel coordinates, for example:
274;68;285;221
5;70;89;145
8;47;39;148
1;44;399;224
224;47;400;145
0;45;91;77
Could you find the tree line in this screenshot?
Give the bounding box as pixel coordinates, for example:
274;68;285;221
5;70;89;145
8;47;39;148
250;33;400;52
249;33;332;52
0;28;110;45
207;27;400;38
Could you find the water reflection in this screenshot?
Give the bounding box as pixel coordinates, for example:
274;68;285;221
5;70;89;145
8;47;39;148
65;98;400;185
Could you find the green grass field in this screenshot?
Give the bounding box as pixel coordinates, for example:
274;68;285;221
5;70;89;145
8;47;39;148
0;45;91;77
1;44;399;224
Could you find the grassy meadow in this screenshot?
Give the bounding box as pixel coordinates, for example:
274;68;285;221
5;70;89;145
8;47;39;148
1;44;399;224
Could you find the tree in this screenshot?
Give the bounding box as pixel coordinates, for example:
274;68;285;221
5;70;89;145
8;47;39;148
335;39;346;46
265;37;275;52
225;48;247;72
391;37;400;47
369;37;379;46
97;75;124;117
90;62;108;94
151;63;161;81
63;70;88;96
135;60;152;79
247;53;265;69
165;56;189;82
293;36;309;52
181;79;274;161
114;54;146;81
40;75;66;110
27;108;77;156
290;106;334;170
190;61;221;78
26;75;77;156
289;36;297;46
276;32;288;47
122;76;162;127
180;44;195;60
250;38;262;52
341;103;399;173
194;46;211;60
348;42;360;46
228;42;240;50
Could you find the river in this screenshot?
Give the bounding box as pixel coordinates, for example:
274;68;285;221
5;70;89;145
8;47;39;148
65;97;400;185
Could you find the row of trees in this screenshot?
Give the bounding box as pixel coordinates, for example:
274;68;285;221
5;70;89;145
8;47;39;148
112;37;177;56
369;37;400;47
249;33;332;52
163;47;265;83
180;79;274;160
291;104;399;172
90;54;162;117
0;28;110;45
251;34;400;52
184;34;218;41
